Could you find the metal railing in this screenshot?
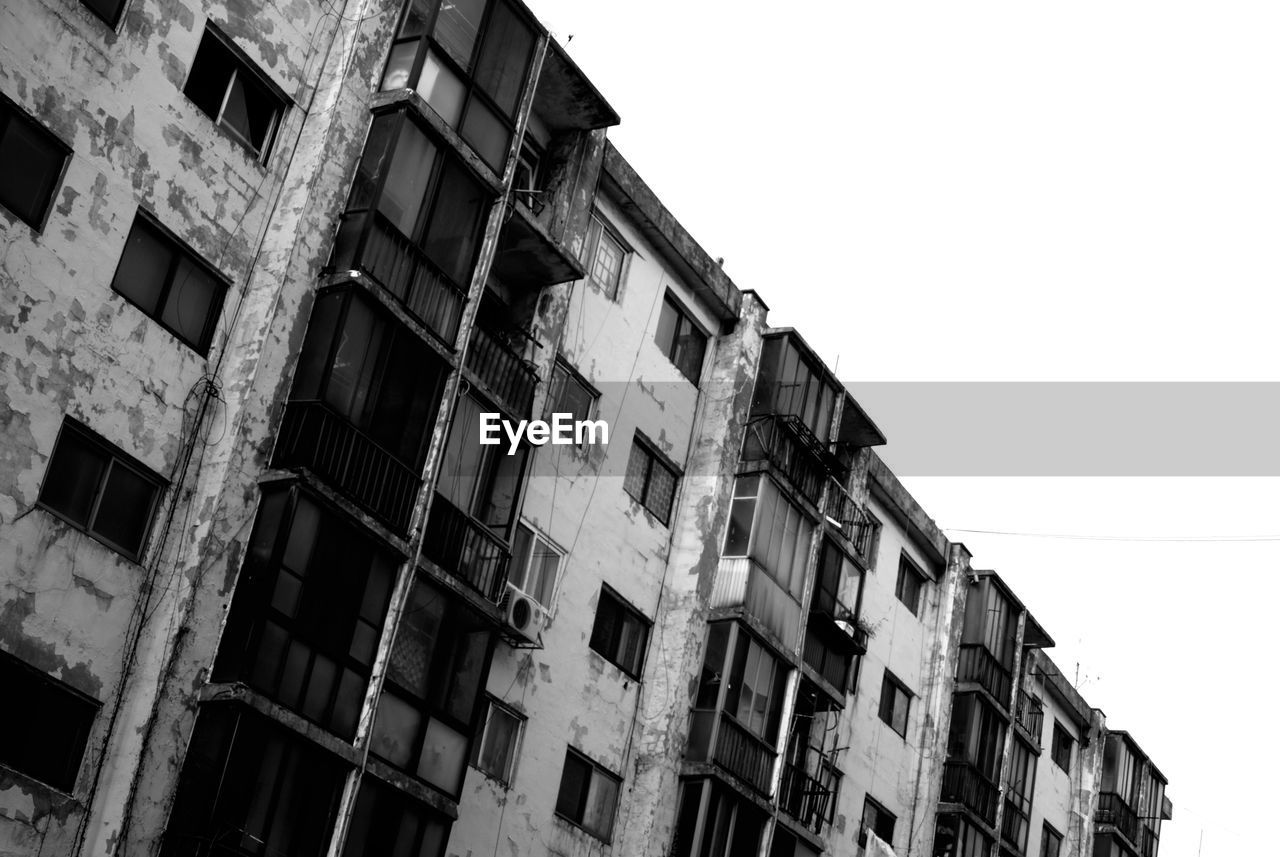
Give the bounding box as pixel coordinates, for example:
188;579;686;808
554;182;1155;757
1096;792;1142;847
335;210;467;346
941;760;999;826
802;616;861;693
712;712;775;796
273;401;421;533
710;556;802;647
421;495;511;601
957;644;1012;708
740;415;828;507
1001;797;1030;854
465;324;538;417
778;761;835;835
1142;825;1160;857
1014;690;1044;745
826;478;876;557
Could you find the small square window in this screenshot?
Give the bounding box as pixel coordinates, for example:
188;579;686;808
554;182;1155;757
81;0;127;28
555;747;622;842
470;696;525;786
585;214;627;300
509;523;561;607
37;418;165;560
654;294;708;384
589;587;650;679
1051;721;1074;772
877;671;912;738
110;211;229;353
0;95;71;231
0;650;99;792
622;433;680;525
1040;822;1063;857
895;553;925;616
184;25;287;161
860;796;897;847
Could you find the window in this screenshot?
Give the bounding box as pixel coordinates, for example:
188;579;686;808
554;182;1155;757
184;25;286;160
369;577;494;798
545;357;598;431
878;671;912;737
38;418;164;560
0;651;98;792
750;334;837;442
555;748;621;841
380;0;537;169
722;474;814;601
509;523;561;606
692;623;790;747
110;211;228;353
655;294;708;383
947;693;1006;782
1040;823;1063;857
895;553;925;615
435;392;529;537
513;139;544;212
470;696;524;785
672;780;765;857
1051;721;1074;772
623;433;679;524
0;94;70;230
81;0;126;27
212;488;398;740
584;214;627;299
861;796;896;846
162;706;343;857
589;587;650;678
343;777;449;857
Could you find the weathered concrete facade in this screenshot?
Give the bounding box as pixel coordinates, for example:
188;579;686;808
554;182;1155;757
0;3;1171;857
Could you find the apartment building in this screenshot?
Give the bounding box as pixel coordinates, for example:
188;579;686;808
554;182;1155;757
0;2;1172;857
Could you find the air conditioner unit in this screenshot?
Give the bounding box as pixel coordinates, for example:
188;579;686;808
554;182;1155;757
503;583;547;646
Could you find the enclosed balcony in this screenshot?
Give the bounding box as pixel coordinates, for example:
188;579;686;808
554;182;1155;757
1001;797;1030;854
750;331;840;449
711;557;802;649
1096;792;1141;847
802;540;867;700
330;110;495;346
940;761;998;826
273;287;446;533
957;644;1012;707
1014;691;1044;747
740;414;827;508
686;709;776;797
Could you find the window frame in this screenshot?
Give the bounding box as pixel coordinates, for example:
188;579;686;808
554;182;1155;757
622;431;681;525
0;92;72;232
36;417;165;561
544;355;600;442
877;670;913;738
0;649;100;793
469;695;525;787
895;552;926;616
1050;720;1074;772
554;746;623;842
182;23;290;163
110;209;231;354
584;211;630;301
1039;822;1063;857
654;291;710;385
80;0;128;28
508;521;562;608
860;795;897;847
588;585;651;680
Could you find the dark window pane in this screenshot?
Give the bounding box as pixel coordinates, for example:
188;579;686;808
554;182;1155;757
622;443;648;501
111;220;173;316
221;69;278;152
422;161;487;284
655;299;678;357
183;28;285;159
472;1;534;115
433;0;487;68
39;428;108;527
380;121;438;237
159;257;220;351
556;751;591;819
92;460;157;555
184;32;232;117
80;0;126;27
0;652;97;791
0;108;67;227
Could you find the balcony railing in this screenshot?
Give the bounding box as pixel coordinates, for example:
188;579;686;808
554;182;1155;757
1142;826;1160;857
941;760;999;826
779;761;835;836
1096;792;1141;847
826;478;876;558
957;644;1012;708
334;210;467;346
711;556;802;647
421;495;511;601
686;709;776;796
1001;797;1030;854
465;324;538;417
1014;691;1044;745
802;623;854;694
741;415;828;508
273;401;421;533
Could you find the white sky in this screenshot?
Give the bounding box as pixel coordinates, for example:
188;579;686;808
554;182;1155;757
528;2;1280;853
